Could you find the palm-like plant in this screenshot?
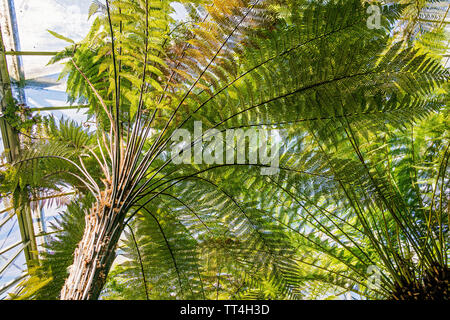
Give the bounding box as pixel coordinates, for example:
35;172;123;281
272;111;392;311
254;107;449;299
0;0;448;300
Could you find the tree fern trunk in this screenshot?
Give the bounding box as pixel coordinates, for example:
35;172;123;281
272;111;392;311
60;200;124;300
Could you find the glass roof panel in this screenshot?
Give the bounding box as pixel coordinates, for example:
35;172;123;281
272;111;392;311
1;0;95;297
12;0;94;122
0;1;188;297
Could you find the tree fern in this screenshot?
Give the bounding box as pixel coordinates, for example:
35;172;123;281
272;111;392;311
1;0;448;300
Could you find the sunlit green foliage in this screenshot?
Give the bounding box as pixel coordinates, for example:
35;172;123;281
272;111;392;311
1;0;448;300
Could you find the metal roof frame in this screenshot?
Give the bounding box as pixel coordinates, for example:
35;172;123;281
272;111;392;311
0;3;39;282
0;0;91;297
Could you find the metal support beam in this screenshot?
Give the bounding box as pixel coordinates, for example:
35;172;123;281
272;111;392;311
0;25;19;162
30;105;89;112
0;242;29;275
5;51;58;56
0;240;24;256
0;272;27;297
0;24;39;268
0;211;15;228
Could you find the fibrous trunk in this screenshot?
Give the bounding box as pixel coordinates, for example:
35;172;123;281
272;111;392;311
60;195;124;300
391;264;449;300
